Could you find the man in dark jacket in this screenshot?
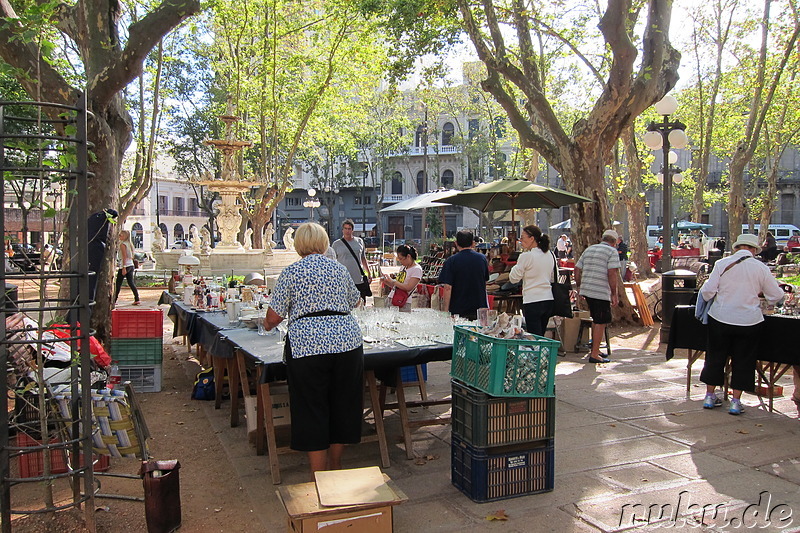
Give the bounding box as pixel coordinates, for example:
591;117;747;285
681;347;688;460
438;230;490;320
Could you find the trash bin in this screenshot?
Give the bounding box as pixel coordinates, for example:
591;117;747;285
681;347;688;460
140;460;181;533
660;269;698;343
707;248;723;269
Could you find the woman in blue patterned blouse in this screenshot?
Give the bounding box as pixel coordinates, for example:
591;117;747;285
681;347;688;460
263;222;364;476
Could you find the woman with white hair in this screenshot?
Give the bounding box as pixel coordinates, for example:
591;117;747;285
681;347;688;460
698;233;784;415
263;222;363;476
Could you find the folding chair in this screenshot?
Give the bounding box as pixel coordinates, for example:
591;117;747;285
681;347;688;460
55;383;150;501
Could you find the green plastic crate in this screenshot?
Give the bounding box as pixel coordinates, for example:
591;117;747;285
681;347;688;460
450;326;559;397
451;379;556;447
110;338;163;366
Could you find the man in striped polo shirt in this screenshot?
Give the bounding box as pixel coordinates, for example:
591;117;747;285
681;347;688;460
573;229;621;364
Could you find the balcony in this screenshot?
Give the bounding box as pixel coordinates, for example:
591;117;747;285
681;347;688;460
380;194;414;204
387;145;462;158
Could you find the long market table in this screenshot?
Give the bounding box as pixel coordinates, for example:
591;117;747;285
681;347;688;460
666;305;800;410
162;294;454;484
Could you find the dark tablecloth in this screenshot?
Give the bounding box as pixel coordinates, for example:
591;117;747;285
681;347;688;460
164;296;453;385
666;305;800;365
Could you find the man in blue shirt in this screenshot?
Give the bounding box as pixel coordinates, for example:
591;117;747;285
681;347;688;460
439;230;490;320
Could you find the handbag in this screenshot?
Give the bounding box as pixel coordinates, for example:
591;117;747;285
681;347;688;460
391;287;411;307
550;252;573;318
694;255;749;324
339;238;372;298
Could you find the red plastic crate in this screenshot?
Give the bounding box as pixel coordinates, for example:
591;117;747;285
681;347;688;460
112;308;164;338
15;432;110;478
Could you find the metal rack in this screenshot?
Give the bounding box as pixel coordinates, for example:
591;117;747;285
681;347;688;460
1;96;94;532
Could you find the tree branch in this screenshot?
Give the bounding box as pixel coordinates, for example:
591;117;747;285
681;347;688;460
90;0;200;107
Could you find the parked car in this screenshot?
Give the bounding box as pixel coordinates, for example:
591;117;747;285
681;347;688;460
170;239;193;250
786;235;800;253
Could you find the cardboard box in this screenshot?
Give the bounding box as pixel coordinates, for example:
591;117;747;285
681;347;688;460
269;384;291;427
559;315;590;352
756;384;783;397
277;472;406;533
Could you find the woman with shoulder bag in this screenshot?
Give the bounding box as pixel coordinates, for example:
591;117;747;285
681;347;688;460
509;225;554;336
382;244;422;309
113;229;141;306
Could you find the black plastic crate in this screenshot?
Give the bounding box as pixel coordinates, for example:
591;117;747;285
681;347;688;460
451;434;554;503
451;379;555;448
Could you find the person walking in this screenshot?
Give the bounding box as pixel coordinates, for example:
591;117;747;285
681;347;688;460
331;219;372;300
263;222;364;476
113;229;140;306
439;230;489;321
509;225;554;336
573;229;621;363
698;233;784;415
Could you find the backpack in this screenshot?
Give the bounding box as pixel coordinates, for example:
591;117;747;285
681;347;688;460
191;368;215;401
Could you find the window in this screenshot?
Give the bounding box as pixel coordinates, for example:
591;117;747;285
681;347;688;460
494;117;506;139
286;197;300;207
131;223;143;248
442;122;454;146
354;195;372;205
415;125;426;147
468;119;479;140
189;198;200;215
173;224;184;241
442;169;454;188
416;171;427;194
157;195;168;212
392;172;403;195
173;197;185;215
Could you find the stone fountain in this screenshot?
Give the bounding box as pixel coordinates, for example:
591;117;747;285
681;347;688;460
152;112;299;277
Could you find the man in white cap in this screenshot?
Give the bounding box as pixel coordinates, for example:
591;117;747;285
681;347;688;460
573;229;621;363
698;233;784;415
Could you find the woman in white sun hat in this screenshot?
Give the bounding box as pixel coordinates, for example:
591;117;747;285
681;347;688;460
698;233;784;415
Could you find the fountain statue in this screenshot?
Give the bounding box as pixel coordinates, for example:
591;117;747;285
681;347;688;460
151;104;299;276
200;227;211;254
263;222;276;251
151;226;166;253
283;227;295;251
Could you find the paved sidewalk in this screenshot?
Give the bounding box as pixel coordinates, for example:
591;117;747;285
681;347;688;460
194;327;800;532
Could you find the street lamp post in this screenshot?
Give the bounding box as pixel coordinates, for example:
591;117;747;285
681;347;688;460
643;95;689;274
303;188;320;222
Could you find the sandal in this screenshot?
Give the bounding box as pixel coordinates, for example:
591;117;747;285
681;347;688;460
132;301;141;306
588;356;610;364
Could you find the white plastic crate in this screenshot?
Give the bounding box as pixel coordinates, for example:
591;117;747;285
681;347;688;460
119;364;162;393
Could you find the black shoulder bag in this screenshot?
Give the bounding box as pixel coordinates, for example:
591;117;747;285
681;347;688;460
340;238;372;298
551;252;573;318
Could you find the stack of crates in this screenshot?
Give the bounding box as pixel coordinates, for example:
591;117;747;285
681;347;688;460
450;325;559;502
110;308;164;392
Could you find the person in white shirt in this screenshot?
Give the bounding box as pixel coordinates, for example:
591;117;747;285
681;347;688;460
698;233;784;415
556;234;569;259
509;225;554;336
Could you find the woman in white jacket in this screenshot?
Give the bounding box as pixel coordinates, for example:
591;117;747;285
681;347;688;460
509;225;554;336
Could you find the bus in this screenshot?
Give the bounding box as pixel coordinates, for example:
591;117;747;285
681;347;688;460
740;224;800;249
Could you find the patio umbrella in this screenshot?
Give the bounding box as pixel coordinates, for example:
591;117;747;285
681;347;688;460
550;219;622;230
438;178;592;230
379;189;458;212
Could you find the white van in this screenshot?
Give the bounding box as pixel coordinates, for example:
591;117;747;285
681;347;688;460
646;225;662;248
741;224;800;249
